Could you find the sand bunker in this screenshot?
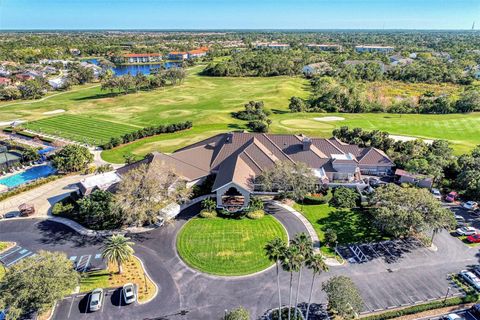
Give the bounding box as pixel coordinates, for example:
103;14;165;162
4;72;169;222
0;120;25;126
313;116;345;122
43;109;65;115
389;134;433;144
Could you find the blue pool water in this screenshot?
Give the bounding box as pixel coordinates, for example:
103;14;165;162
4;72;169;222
83;59;180;76
0;165;56;188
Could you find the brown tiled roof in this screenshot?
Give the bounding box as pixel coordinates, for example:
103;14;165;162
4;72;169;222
118;132;395;191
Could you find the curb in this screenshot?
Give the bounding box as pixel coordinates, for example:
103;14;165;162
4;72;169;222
134;255;159;305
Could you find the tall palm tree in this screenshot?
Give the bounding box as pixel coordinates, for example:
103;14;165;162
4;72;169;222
282;245;302;320
265;237;287;320
101;234;135;274
305;254;328;320
292;233;313;320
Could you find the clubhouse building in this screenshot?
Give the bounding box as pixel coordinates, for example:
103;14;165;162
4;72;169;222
117;132;394;212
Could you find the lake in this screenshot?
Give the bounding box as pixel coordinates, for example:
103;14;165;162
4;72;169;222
84;59;181;76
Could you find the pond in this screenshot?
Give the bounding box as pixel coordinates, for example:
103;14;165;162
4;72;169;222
0;165;56;188
84;59;181;76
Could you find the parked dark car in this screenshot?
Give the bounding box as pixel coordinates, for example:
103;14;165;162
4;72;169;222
470;303;480;316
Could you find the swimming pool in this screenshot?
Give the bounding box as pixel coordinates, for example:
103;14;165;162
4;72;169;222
0;165;56;188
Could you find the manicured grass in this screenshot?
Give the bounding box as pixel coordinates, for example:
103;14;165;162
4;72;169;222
293;203;388;255
24;114;140;145
177;215;288;276
79;270;110;292
79;256;156;303
1;66;478;160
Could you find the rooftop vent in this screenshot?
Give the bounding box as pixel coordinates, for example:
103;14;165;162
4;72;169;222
302;137;312;151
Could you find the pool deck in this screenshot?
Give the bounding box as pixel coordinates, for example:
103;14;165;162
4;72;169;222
0;174;91;216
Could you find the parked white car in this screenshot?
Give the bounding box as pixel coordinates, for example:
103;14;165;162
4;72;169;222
459;270;480;291
431;188;442;200
456;226;478;236
444;313;465;320
122;283;136;304
89;288;104;312
463;201;478;210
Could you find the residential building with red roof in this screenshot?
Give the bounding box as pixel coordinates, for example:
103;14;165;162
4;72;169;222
122;53;162;63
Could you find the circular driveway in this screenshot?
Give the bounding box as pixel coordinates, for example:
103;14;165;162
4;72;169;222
0;202;318;320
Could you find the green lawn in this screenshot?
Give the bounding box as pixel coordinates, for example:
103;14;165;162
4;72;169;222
293;203;388;255
1;66;479;162
79;270;110;292
176;215;288;276
24;114;141;145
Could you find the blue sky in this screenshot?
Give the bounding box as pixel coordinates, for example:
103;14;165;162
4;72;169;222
1;0;479;30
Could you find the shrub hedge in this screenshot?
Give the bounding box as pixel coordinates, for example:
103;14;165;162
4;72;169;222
101;121;193;149
246;210;265;219
361;294;479;320
199;210;217;218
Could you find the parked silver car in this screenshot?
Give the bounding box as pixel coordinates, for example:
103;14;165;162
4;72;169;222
122;283;136;304
89;288;104;312
459;270;480;291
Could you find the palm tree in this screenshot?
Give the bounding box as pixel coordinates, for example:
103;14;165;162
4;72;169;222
282;245;302;320
265;237;287;320
101;234;135;274
292;233;313;320
305;254;328;320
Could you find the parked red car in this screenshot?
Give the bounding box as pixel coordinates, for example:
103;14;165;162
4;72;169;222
445;191;458;203
467;234;480;243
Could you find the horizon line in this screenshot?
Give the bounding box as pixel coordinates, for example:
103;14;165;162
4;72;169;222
1;28;478;32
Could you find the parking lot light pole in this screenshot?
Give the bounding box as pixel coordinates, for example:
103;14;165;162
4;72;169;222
443;286;451;303
144;272;148;293
224;309;228;320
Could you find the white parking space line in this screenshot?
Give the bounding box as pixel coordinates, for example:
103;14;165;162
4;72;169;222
82;255;92;273
6;251;32;266
84;294;91;316
100;293;106;313
0;246;22;259
67;296;75;319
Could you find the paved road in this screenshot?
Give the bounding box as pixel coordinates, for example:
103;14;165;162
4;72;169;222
1;204;479;319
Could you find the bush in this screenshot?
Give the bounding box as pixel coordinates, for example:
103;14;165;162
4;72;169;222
51;202;75;216
324;228;338;246
199;210;217;218
329;187;359;209
225;307;250;320
248;196;264;211
191;174;215;198
96;164;113;174
201;198;217;212
246;210;265;219
303;194;328;205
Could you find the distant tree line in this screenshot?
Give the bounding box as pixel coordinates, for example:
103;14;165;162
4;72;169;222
102;121;192;149
289;76;480;114
202;49;314;77
333;126;480;200
100;67;186;95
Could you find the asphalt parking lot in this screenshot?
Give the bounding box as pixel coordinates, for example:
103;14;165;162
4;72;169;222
54;287;137;320
337;231;468;313
338;238;426;264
